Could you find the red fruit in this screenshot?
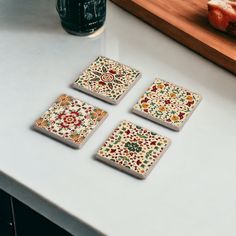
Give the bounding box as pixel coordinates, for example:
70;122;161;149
208;0;236;36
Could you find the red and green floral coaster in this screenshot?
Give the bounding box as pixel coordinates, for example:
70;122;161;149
72;56;141;104
96;121;171;179
132;79;202;131
34;94;108;148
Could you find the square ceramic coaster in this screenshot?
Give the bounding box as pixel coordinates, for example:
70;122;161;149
72;56;141;104
132;79;202;131
96;121;171;179
34;94;108;149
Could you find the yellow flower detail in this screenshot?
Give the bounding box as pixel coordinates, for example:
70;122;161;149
57;94;73;106
35;118;48;128
171;115;179;122
169;92;176;98
142;103;149;109
91;109;107;121
157;84;164;89
159;106;166;112
186;95;193;101
70;133;85;144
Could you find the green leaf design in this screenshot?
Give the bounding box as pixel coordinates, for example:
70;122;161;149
102;66;107;73
145;150;153;159
114;136;121;144
91;71;102;77
119;156;129;161
116;74;125;78
108;83;113;89
90;77;100;82
113;79;123;84
137;133;147;139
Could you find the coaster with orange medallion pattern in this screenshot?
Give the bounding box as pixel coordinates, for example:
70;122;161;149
132;79;202;131
34;94;108;148
72;56;141;104
96;121;171;179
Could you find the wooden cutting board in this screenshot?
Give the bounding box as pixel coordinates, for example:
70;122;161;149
111;0;236;75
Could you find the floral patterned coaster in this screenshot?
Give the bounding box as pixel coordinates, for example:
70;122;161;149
73;56;141;104
132;79;202;131
96;121;171;179
34;94;108;148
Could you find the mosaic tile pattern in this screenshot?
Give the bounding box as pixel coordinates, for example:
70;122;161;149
34;94;108;148
96;121;171;179
73;56;141;104
133;79;202;131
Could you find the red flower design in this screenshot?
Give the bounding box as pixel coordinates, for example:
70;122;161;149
58;112;82;128
186;101;194;107
165;100;171;104
136;160;142;165
101;73;114;82
141;97;149;103
178;112;185;120
110;149;116;153
150;141;156;145
151;85;157;92
125;130;131;135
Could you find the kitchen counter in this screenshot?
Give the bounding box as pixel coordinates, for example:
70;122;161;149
0;0;236;235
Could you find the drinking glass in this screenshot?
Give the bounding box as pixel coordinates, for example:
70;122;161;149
56;0;106;36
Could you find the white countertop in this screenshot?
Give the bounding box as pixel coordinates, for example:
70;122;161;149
0;0;236;235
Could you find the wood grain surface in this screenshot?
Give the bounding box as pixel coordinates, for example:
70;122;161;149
111;0;236;74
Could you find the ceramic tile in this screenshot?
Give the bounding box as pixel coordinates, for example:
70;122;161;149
96;121;171;179
72;56;141;104
34;94;108;148
132;79;202;131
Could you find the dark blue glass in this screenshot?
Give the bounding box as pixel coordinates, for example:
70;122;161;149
57;0;106;35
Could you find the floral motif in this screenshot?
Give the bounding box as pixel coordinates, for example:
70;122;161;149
35;118;49;128
125;142;142;152
97;121;170;179
133;79;202;131
58;111;82;128
70;132;85;144
90;108;107;122
34;94;108;148
56;94;73;106
73;56;141;104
